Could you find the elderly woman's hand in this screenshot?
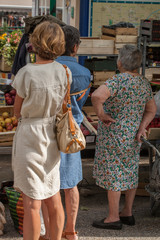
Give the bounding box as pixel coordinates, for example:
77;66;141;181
136;128;147;143
99;112;116;127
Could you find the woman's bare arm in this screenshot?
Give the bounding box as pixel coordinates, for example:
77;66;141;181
91;85;115;126
136;98;157;142
14;94;24;119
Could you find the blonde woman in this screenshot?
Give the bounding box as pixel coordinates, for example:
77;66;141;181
12;22;72;240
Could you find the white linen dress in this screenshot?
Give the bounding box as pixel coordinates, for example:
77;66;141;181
12;61;72;200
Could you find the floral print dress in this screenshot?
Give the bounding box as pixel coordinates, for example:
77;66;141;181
93;73;153;191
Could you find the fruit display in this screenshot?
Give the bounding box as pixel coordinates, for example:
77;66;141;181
0;111;17;132
4;89;16;105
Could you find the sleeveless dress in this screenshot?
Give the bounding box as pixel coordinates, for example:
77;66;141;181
12;61;72;199
93;73;153;191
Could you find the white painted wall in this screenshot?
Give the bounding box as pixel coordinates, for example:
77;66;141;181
0;0;32;7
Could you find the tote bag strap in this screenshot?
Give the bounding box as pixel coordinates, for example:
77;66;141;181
63;65;76;136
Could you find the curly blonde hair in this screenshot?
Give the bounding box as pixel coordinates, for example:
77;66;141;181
29;21;65;60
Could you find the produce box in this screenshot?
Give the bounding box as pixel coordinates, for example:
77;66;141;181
82;106;98;126
81;113;97;145
114;43;137;54
101;35;115;41
115;35;137;43
116;28;138;36
0;57;11;72
93;71;115;86
101;26;116;36
84;58;117;72
0;106;17;146
77;37;114;55
147;128;160;140
140;19;160;42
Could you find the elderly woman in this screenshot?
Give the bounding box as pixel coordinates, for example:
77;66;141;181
91;45;157;230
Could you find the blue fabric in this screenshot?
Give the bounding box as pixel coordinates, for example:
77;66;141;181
60;151;82;189
56;56;91;189
56;56;91;124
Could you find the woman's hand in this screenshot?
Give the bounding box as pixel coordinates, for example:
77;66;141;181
99;112;116;127
136;128;147;143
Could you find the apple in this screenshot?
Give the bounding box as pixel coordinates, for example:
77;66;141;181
3;128;7;132
0;126;3;132
6;98;14;105
12;119;18;127
2;112;9;119
0;116;4;121
11;116;17;122
0;120;6;128
12;127;17;131
5;118;12;124
9;89;16;96
5;93;10;98
6;124;13;131
83;130;90;135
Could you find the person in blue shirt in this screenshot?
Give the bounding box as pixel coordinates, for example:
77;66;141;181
41;26;91;240
57;25;91;240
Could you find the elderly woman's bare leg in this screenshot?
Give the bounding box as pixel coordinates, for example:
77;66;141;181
104;190;121;222
44;192;65;240
22;193;41;240
120;188;137;216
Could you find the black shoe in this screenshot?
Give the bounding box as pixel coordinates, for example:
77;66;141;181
92;218;122;230
120;215;135;226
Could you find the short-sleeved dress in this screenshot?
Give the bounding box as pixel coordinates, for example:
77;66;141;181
93;73;153;191
12;61;72;200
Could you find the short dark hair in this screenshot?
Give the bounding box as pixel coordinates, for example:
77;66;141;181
62;25;80;56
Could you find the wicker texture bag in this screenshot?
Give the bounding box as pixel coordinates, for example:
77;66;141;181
56;65;86;153
5;187;23;235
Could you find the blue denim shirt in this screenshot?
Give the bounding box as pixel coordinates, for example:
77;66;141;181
56;56;91;125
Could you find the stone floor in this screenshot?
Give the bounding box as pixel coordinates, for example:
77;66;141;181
1;149;160;239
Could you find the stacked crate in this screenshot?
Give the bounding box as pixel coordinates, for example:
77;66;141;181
140;19;160;42
77;37;114;55
84;58;117;87
101;26;138;54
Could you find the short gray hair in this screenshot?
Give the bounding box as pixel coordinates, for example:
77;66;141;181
117;45;142;71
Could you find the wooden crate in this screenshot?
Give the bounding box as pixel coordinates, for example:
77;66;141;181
115;35;137;43
82;106;98;125
0;105;14;116
147;128;160;140
0;131;15;146
140;19;160;42
93;71;115;86
84;58;117;71
101;35;115;41
0;106;15;146
114;43;137;54
0;57;12;72
77;38;114;55
116;28;138;36
101;26;116;36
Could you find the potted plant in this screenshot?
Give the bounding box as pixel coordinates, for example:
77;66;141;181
0;30;23;72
